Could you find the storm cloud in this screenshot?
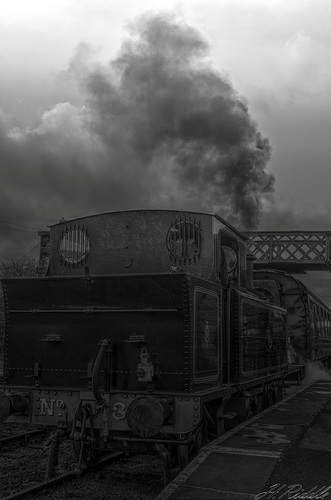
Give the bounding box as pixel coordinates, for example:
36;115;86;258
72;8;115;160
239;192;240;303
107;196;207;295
0;13;274;258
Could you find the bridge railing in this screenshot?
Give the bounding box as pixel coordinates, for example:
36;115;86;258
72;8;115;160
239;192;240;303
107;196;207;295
245;231;331;271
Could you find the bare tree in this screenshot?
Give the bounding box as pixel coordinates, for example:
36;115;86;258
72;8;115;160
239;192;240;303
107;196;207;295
0;258;37;278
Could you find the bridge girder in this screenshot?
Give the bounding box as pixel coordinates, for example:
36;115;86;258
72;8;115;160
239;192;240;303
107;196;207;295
244;231;331;273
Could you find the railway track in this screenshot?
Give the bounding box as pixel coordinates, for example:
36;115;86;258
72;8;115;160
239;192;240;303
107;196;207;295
0;429;48;451
0;426;166;500
1;450;125;500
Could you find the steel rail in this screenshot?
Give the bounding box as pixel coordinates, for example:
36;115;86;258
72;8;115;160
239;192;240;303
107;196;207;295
0;451;125;500
0;429;48;450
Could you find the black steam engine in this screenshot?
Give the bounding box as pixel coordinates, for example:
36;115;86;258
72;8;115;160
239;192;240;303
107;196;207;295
0;210;328;474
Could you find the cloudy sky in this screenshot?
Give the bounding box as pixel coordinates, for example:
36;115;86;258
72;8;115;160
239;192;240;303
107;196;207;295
1;0;331;301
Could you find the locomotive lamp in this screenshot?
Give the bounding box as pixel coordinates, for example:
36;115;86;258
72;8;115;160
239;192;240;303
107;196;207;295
136;347;154;382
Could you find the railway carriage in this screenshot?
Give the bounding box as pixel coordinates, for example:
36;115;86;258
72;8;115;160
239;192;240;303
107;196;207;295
254;269;331;365
0;210;311;474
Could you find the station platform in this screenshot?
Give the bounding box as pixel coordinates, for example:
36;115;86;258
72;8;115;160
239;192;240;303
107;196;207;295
156;379;331;500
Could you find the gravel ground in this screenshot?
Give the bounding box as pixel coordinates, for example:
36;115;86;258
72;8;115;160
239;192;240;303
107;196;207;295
0;423;179;500
30;454;179;500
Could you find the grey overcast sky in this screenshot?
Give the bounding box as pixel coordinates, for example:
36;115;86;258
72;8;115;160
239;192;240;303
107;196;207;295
1;0;331;302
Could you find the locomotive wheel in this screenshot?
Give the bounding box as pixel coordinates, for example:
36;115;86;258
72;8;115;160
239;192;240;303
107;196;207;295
177;442;193;470
275;385;285;403
262;386;276;410
254;394;263;415
223;396;250;432
177;418;207;469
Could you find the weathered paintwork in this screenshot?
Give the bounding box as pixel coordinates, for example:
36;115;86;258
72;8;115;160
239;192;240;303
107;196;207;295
47;210;246;284
1;272;288;397
2;274;190;392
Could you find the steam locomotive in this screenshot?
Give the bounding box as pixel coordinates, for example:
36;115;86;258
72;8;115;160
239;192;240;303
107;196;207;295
0;210;329;475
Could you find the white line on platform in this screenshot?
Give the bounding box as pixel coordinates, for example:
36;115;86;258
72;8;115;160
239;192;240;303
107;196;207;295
167;484;257;499
206;445;281;458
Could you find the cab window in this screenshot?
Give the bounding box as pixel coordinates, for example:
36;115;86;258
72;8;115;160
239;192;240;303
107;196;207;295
218;230;239;285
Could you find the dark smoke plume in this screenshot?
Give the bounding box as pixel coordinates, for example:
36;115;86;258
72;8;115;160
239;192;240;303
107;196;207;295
78;13;274;230
0;13;274;258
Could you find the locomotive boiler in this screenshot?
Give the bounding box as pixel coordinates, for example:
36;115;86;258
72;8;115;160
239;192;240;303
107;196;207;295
0;210;309;474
